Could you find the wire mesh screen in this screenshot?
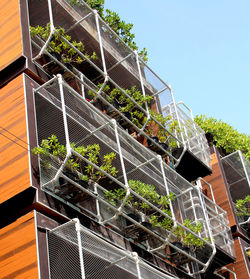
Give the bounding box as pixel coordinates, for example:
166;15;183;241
48;220;177;279
162;103;211;168
201;194;235;257
221;150;250;202
33;76;217;274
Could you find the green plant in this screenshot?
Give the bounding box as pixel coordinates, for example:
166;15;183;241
194;115;250;160
89;84;153;128
70;0;148;61
172;219;209;249
33;135;117;184
246;250;250;258
30;24;97;64
147;110;180;144
104;180;207;249
104;179;175;215
235;195;250;216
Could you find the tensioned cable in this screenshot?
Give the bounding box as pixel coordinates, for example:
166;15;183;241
0;126;33;151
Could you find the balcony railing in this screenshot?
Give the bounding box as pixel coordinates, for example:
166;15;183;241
162;102;211;169
28;0;211;178
196;179;234;257
32;76;235;275
48;219;178;279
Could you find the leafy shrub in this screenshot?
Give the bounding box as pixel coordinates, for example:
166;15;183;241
235;195;250;216
70;0;148;61
30;24;97;64
195;115;250;160
33;135;117;183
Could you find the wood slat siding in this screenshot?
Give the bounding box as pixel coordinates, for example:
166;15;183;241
0;74;30;203
203;153;236;227
0;211;39;278
224;238;250;279
0;0;23;71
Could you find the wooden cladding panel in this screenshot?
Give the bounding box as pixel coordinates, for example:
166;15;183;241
0;212;39;279
0;0;23;71
203;153;236;227
225;238;250;279
0;74;30;203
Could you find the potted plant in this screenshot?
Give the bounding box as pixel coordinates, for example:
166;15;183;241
104;179;175;242
89;83;153;132
30;24;98;81
150;210;210;266
168;219;210;266
145;110;171;155
33;134;118;202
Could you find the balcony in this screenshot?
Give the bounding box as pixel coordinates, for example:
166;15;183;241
162;102;212;181
33;76;234;275
27;0;211;182
48;219;178;279
221;151;250;232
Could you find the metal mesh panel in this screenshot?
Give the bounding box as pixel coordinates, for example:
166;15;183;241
162;102;211;168
202;194;234;256
48;220;177;279
34;76;216;274
221;150;250;203
28;0;183;160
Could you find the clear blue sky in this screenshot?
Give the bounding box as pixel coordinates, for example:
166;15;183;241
105;0;250;134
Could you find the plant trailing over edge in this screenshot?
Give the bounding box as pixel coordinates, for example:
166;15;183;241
70;0;148;61
33;134;117;184
30;24;98;65
194;115;250;160
235;195;250;217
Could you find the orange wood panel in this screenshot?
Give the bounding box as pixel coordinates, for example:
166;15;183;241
0;211;39;279
0;74;30;203
203;153;237;227
0;0;23;71
224;238;250;279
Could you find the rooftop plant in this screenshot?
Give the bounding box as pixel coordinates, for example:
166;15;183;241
194;115;250;160
70;0;148;61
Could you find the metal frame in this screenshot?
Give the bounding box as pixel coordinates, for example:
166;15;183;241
214;267;237;279
162;101;211;169
48;219;179;279
221;150;250;227
28;0;211;166
31;75;235;275
196;178;235;257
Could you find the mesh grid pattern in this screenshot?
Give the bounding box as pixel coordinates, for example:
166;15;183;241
201;193;235;256
221;151;250;202
28;0;234;272
162;103;211;168
48;221;177;279
34;77;219;273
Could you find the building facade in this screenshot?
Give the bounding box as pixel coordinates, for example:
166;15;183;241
0;1;249;278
